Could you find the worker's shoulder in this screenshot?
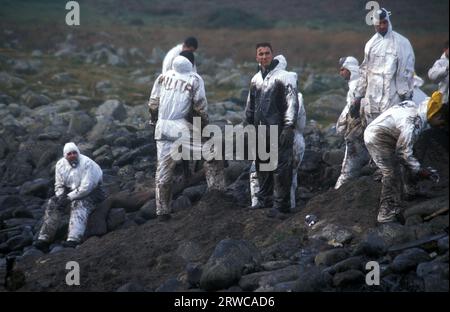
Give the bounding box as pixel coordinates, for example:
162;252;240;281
55;157;67;168
274;69;297;85
189;72;205;84
250;71;262;84
392;31;412;46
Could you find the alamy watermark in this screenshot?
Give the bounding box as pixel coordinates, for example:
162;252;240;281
65;1;80;26
65;261;80;286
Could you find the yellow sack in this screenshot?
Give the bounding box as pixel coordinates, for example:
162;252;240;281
427;91;443;121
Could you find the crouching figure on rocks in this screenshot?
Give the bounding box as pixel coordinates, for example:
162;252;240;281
364;92;448;223
34;142;105;251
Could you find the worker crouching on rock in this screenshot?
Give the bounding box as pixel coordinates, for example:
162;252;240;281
33;142;105;251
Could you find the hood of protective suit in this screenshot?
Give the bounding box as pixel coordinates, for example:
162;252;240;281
172;55;193;74
341;56;360;82
373;8;393;36
274;55;287;71
63;142;80;157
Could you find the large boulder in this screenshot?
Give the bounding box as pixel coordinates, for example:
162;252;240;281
96;99;127;121
200;239;262;291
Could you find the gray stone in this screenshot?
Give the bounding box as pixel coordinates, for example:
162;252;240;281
49;245;66;254
19;178;50;197
293;265;327;292
0;258;6;285
107;208;126;231
139;199;157;220
315;248;349;266
186;263;203;288
239;265;300;291
66;111;96;135
51;72;74;84
13;59;41;74
96;99;127;121
391;248;431;273
200;239;262;291
332;269;365;287
308;94;347;121
314;223;353;245
171;195;192;213
0;71;25;89
322;149;345;166
353;233;387;257
155;278;189;292
332;256;366;273
405;215;423;226
21;91;51;109
370;223;416;247
437;236;449;254
300;150;322;172
6;229;33;251
416;257;449;292
182;185;207;202
261;260;292;271
116;281;145;292
176;241;202;262
95;80;113;93
22;247;44;259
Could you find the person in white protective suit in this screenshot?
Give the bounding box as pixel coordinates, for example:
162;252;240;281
428;41;449;104
352;8;415;127
162;37;198;74
364;92;448;223
250;91;306;210
245;43;299;218
33;142;105;251
149;52;224;221
335;56;370;189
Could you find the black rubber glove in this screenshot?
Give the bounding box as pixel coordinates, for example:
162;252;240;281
279;127;295;147
349;97;362;119
56;194;71;209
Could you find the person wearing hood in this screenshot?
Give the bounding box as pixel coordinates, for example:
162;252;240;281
335;56;370;189
162;37;198;74
428;41;449;105
364;92;448;223
149;51;222;221
249;55;306;209
352;8;415;127
33;142;105;251
245;43;299;217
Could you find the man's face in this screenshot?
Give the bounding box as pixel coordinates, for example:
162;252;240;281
182;45;196;53
375;18;389;36
65;150;79;165
256;46;273;69
339;68;351;81
444;47;449;58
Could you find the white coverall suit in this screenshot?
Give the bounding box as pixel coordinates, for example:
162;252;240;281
355;9;415;127
364;100;429;223
149;55;222;216
335;56;370;189
248;55;303;210
38;143;104;243
428;53;449;104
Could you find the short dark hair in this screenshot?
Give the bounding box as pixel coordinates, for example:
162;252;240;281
256;42;272;51
179;50;195;66
445;40;449;49
184;37;198;50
